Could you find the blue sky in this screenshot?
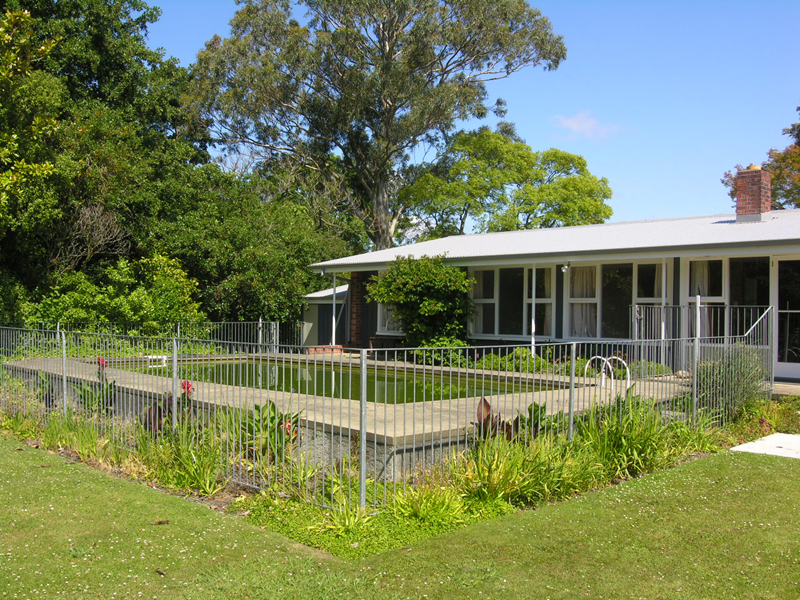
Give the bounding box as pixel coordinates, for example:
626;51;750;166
146;0;800;224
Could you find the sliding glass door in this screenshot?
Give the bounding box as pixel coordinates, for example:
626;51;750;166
777;260;800;378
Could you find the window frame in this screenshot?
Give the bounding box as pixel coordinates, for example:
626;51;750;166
469;266;556;340
564;259;672;340
376;303;403;335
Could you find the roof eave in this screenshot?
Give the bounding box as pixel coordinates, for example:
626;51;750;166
310;238;799;273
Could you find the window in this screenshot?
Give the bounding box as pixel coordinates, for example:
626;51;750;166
377;304;402;334
569;266;598;337
728;257;769;336
636;263;663;300
601;264;633;339
687;259;725;337
729;257;769;306
689;260;723;298
498;268;525;335
471;267;552;338
472;270;496;335
526;268;553;337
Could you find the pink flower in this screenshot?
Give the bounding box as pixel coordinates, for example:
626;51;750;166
97;357;107;369
281;420;292;434
181;380;193;396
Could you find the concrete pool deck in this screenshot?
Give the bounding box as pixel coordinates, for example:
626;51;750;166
5;353;786;481
731;433;800;460
7;354;692;447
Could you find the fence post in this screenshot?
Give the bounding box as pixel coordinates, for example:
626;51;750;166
568;342;576;440
171;337;179;430
359;348;368;508
692;294;700;424
61;331;68;416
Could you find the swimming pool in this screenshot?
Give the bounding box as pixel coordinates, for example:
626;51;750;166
139;359;545;404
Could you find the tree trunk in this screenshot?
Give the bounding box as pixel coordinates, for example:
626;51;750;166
371;174;394;250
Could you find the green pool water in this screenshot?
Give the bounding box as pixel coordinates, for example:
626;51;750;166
138;360;542;404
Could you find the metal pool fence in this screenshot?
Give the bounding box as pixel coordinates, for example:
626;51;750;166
0;320;305;351
0;310;774;509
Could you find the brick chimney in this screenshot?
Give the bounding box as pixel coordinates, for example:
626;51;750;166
735;164;772;223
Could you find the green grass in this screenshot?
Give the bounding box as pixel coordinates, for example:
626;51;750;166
2;431;800;599
0;434;325;599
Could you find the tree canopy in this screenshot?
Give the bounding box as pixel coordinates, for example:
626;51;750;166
0;0;212;293
0;3;354;324
0;9;58;229
191;0;567;249
401;126;612;239
153;171;350;322
765;106;800;208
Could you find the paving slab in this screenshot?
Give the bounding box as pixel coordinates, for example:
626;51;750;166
773;380;800;398
731;433;800;460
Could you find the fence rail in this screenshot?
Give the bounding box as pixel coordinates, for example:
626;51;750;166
0;314;774;509
632;304;771;341
0;321;305;350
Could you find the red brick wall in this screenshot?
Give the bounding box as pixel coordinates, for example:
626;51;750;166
736;167;772;216
349;271;365;347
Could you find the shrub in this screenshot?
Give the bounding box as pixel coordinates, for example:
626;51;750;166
723;396;800;445
576;396;673;480
0;408;40;439
449;435;603;508
695;344;767;422
391;486;465;526
475;347;549;373
74;357;116;415
517;401;547;439
554;356;597;377
136;421;228;497
33;256;207;325
412;336;472;367
449;436;533;506
366;255;474;347
612;360;672;381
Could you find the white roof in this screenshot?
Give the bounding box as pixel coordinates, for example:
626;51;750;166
311;209;800;272
304;284;348;302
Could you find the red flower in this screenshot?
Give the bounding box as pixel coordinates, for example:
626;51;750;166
181;380;193;396
97;357;107;370
281;420;292;434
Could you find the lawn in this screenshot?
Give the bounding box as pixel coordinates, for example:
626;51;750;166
1;434;799;599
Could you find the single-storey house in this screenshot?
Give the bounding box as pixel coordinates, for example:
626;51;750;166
307;166;800;380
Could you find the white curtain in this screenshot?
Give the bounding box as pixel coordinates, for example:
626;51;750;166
570;266;597;336
571;304;597;337
570;266;596;298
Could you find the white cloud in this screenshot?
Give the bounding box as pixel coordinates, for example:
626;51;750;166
550;112;620;140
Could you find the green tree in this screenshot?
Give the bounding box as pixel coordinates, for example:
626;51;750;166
191;0;566;249
0;1;213;291
765;144;800;208
402;127;612;238
763;106;800;209
33;255;206;324
366;255;474;346
722;105;800;209
154;172;350;322
487;147;613;231
0;10;58;228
